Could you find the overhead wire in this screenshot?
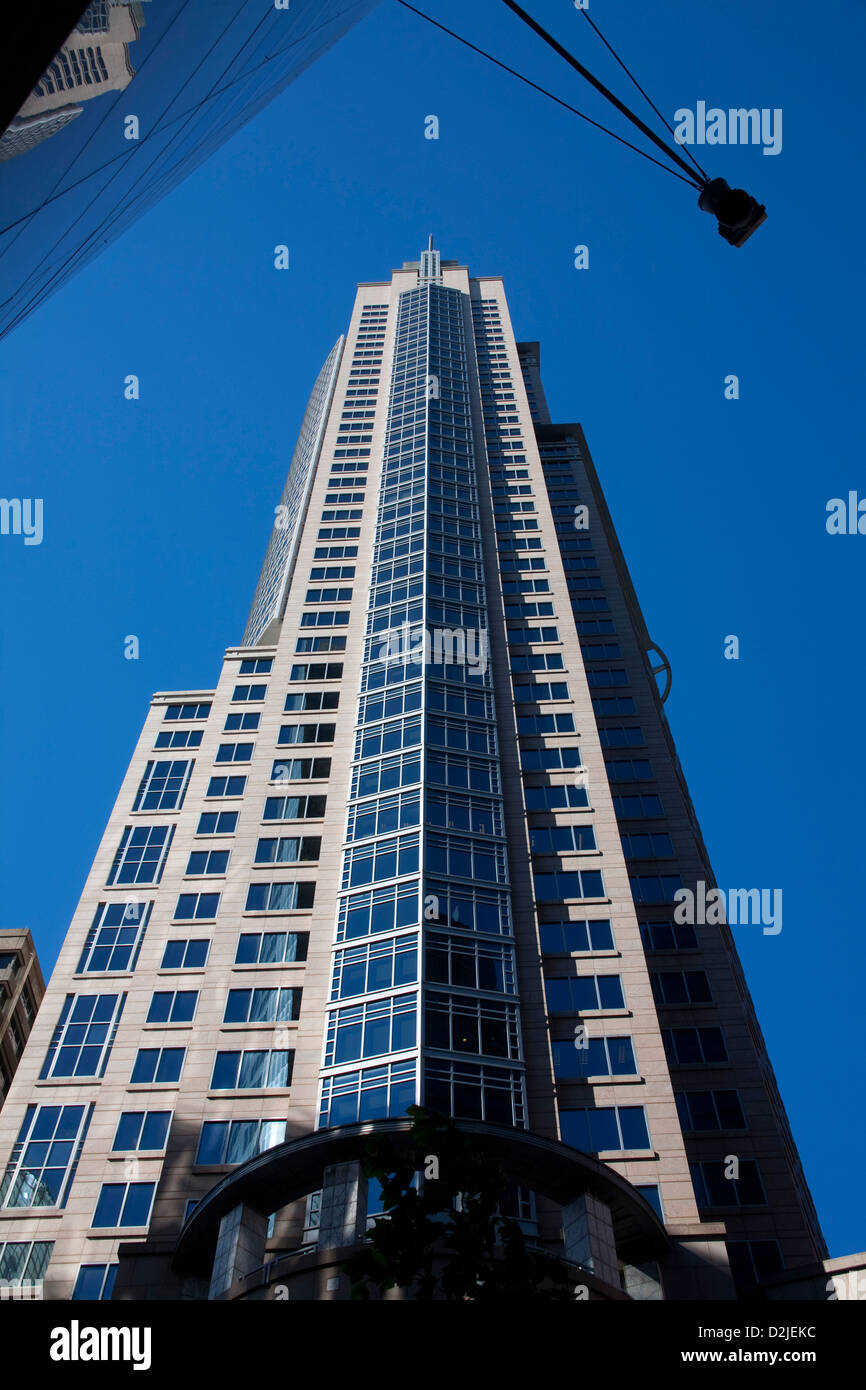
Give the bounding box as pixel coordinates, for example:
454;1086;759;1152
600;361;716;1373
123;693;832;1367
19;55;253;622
499;0;705;186
577;5;710;183
396;0;701;189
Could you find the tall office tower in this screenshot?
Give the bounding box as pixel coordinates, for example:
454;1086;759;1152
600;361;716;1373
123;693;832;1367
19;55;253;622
0;247;826;1304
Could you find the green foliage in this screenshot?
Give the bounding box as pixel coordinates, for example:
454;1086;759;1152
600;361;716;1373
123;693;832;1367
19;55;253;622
341;1108;574;1300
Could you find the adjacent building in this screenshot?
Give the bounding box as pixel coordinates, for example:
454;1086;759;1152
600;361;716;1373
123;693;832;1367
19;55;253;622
0;931;45;1114
0;0;380;339
0;247;835;1302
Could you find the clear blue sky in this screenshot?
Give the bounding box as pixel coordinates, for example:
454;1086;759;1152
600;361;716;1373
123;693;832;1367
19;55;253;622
1;0;863;1257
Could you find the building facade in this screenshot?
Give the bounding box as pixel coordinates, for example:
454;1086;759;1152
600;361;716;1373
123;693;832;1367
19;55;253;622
0;931;45;1113
0;248;828;1302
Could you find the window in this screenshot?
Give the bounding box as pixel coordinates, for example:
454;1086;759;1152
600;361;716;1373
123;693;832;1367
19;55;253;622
232;682;268;702
423;880;510;938
164;702;210;721
154;728;202;750
239;659;272;674
245;881;315;911
676;1090;745;1132
0;1241;53;1287
425;833;504;884
592;697;636;715
206;775;246;797
235;931;309;965
196;811;238;835
40;994;125;1079
343;835;420;888
533;868;605;900
255;836;320;864
639;921;697;951
332;937;418;1000
354;751;420;798
224;712;260;732
215;742;254;763
690;1160;766;1208
529;825;597;853
586;668;628;688
552;1036;636;1078
76;901;150;974
107;825;174;884
630;875;683;903
278;722;335;745
146;991;198;1024
195;1119;286;1166
661;1026;728;1065
284;691;339;712
517;714;574;735
725;1241;783;1290
319;1060;416;1128
271;757;331;782
560;1106;650;1153
306;587;353;603
210;1049;293;1090
295;635;347;653
325;996;416;1066
613;794;664;818
174;892;220;921
424;992;519;1060
423;1059;524;1128
545;974;624;1011
186;849;229;875
509;652;565;673
523;785;589;812
130;1048;185;1084
599;726;644;748
650;970;711;1005
160;939;209;969
603;752;654;776
132;760;192;811
621;833;674;858
71;1264;117;1300
263;794;327;821
112;1111;171;1152
224;988;301;1024
290;662;344;681
635;1185;664;1222
347;790;421;841
0;1104;92;1209
92;1182;156;1229
300;610;350;628
538;919;614;953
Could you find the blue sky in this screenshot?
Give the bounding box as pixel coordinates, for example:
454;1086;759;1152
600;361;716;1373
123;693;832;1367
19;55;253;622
1;0;863;1256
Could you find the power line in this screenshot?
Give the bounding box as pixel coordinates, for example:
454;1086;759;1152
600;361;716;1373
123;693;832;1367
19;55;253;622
395;0;701;188
577;5;710;182
500;0;704;186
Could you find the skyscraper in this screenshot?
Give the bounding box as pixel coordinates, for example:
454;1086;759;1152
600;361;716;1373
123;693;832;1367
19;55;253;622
0;246;829;1303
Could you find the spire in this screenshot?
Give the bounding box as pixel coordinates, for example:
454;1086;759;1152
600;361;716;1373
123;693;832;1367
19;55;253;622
419;234;441;285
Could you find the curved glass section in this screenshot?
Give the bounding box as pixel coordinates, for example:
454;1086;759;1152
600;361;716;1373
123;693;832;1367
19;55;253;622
243;336;344;646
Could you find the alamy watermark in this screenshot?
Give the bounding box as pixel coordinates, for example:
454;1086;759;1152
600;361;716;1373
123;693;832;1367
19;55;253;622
673;103;782;156
375;621;488;678
0;497;43;545
674;882;782;935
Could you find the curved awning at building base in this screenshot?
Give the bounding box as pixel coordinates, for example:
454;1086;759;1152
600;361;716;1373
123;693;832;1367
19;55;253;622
173;1118;668;1277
